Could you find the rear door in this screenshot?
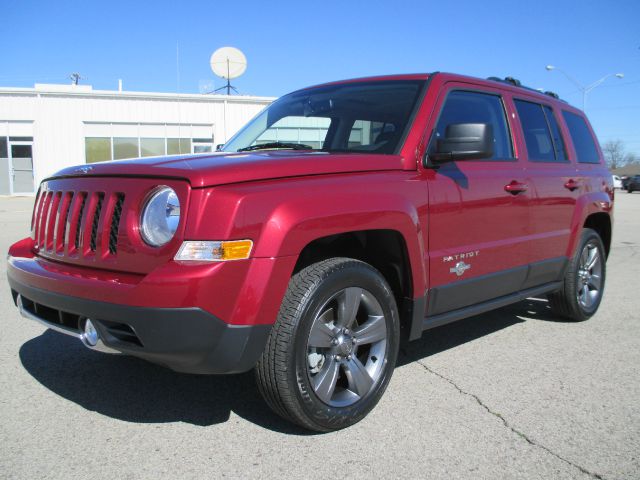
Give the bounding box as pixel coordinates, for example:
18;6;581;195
423;83;531;316
513;98;577;280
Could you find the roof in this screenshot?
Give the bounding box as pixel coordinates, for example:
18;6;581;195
293;72;574;109
0;83;275;104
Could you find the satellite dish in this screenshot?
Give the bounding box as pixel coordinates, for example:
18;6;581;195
210;47;247;95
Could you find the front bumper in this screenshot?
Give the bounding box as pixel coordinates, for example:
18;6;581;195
8;278;272;374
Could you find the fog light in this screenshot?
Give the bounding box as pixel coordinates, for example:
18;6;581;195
81;319;99;347
174;240;253;262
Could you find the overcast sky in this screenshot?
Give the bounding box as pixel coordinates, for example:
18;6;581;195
3;0;639;154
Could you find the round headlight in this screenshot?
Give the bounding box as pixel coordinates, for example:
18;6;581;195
140;186;180;247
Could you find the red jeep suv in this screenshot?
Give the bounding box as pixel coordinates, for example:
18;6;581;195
7;72;613;431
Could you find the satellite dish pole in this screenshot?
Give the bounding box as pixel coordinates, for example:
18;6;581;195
70;72;82;85
209;47;247;95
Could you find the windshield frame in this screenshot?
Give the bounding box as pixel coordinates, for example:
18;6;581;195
222;79;428;155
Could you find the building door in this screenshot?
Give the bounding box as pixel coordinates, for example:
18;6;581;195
9;139;35;194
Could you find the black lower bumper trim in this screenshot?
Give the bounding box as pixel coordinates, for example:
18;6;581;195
8;278;272;375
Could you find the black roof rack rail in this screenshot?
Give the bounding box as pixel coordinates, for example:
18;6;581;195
486;76;566;102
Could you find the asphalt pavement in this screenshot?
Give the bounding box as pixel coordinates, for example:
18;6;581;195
1;192;638;480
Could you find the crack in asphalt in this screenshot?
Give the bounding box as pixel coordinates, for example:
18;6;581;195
415;360;606;480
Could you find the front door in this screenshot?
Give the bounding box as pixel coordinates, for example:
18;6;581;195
423;84;531;317
9;140;34;194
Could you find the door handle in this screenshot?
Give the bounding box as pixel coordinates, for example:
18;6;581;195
564;179;580;191
504;180;528;195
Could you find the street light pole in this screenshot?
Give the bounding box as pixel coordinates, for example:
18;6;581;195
545;65;624;111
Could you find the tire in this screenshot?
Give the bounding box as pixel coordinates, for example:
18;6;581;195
548;228;606;321
255;258;400;432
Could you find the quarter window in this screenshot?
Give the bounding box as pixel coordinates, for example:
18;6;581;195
431;91;513;160
562;111;600;164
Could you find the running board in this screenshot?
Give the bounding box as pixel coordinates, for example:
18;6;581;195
421;281;562;332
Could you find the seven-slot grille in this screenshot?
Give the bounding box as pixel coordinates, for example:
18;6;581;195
32;188;125;257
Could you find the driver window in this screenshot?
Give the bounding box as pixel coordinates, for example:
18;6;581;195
432;90;513;160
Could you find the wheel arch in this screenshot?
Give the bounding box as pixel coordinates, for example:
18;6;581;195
583;212;612;258
292;229;421;342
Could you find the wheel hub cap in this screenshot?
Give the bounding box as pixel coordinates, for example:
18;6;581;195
335;334;354;356
306;287;388;407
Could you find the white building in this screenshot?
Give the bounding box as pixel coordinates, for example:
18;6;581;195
0;83;274;195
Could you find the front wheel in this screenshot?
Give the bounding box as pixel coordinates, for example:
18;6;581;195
548;228;606;321
255;258;400;432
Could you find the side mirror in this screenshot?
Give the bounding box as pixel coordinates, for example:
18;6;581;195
216;144;225;152
430;123;493;162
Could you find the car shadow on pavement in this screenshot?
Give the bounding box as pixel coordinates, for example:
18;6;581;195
19;331;312;435
397;296;559;366
19;297;560;433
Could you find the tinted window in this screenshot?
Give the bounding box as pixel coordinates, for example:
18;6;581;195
223;80;425;154
0;137;7;158
543;106;567;161
562;110;600;164
431;91;512;160
515;100;557;162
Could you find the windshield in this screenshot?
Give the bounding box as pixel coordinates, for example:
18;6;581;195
222;80;425;154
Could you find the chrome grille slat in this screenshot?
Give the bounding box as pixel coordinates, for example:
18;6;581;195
90;193;104;252
31;187;124;260
108;194;125;255
37;191;53;247
74;193;87;251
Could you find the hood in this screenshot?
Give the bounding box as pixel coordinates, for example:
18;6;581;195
50;151;405;188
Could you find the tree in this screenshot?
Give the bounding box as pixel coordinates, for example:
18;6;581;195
625;151;639;165
602;140;625;169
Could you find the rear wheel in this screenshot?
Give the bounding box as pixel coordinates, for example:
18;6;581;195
255;258;400;432
548;228;606;321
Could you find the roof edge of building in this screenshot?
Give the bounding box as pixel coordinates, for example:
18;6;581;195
0;85;276;103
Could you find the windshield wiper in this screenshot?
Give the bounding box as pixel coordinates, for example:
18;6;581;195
237;142;314;152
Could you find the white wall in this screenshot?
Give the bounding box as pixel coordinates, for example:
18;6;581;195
0;86;273;190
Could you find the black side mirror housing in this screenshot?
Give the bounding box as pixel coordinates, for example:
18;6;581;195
430;123;494;162
216;144;225;152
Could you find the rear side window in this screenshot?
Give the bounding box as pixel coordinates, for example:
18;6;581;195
543;106;567;161
514;100;567;162
562;110;601;164
431;90;513;160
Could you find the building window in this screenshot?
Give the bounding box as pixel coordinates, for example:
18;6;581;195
85;136;212;162
113;137;139;160
141;138;165;157
167;138;192;155
85;137;112;163
192;138;213;153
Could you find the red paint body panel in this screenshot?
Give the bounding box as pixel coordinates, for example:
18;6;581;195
51;151;405;188
8;72;613;335
8;238;296;326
